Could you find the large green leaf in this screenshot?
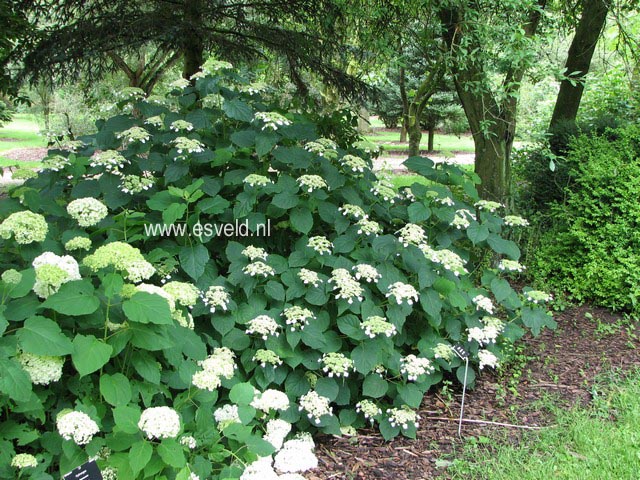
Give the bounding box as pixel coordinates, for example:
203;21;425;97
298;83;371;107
179;244;210;281
290;207;313;234
100;373;132;406
42;280;100;316
129;441;153;475
113;405;141;434
223;98;253;122
17;316;73;356
72;334;113;377
123;292;173;325
0;358;32;402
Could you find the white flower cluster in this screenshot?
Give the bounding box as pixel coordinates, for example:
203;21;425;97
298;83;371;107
244;174;273;187
251;389;290;413
192;347;236;391
117;86;146;100
339;204;367;219
474;200;503;212
433;343;454;361
467;322;501;346
56;410;100;445
451;209;476;229
298;268;322;287
472;294;495;314
329;268;364;304
246;315;280;340
387;406;420;430
274;436;318;474
0;211;48;244
84;242;155;283
356;218;383;236
299;391;332;424
396;223;427;247
386;282;419;305
340;154;368;173
170;120;194;132
241;81;268;94
253;349;283;367
282;306;315;331
202;59;234;72
307;236;332;255
304;138;338;159
214;404;240;427
1;269;21;285
370;180;398;203
136;283;176;312
201;285;231;313
353;264;381;283
525;290;553;303
498;259;525;273
243;261;275;277
67;197;109;227
119;174;155;194
138;406;181;440
361;316;396;338
169;78;190;89
18;351;64;385
264;418;292;450
433;195;455;206
242;245;268;261
503;215;529;227
32;252;81;298
320;352;354;378
478;349;499;369
117;126;150;143
40;154;70;172
162;281;200;308
59;139;85;152
356;399;382;423
145;115;164;127
297;175;328;193
64;236;92;251
101;467;118;480
11;453;38;469
428;248;468;276
180;435;197;449
400;354;435;381
90;150;130;172
173;137;205;155
254;112;292;130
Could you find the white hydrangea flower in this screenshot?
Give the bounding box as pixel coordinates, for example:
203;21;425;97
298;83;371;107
478;349;499;369
11;453;38;469
90;150;130;171
304;138;337;158
338;204;367;219
503;215;529;227
119;173;155;194
169;78;190;89
396;223;426;247
243;261;275;277
340;154;368;173
281;306;315;331
274;438;318;473
298;268;322;287
467;326;501;346
192;347;237;391
246;315;280;340
299;391;333;424
254;112;291;130
18;351;64;385
356;399;382;424
244;174;272;187
67;197;108;227
203;59;234;72
371;180;398;203
297;175;328;192
498;259;526;273
253;349;283;367
353;264;381;283
307;236;333;255
240;456;279;480
525;290;553;303
386;282;419;305
101;467;118;480
64;236;92;251
117;126;150;144
138;406;181;440
474;200;503;212
356;218;383;236
428;248;468;276
434;196;455;206
201;285;230;313
472;294;495;314
39;154;69;172
242;245;268;261
263;419;292;450
180;435;197;449
400;354;435;381
170;120;194;132
84;242;155;283
451;209;476;229
329;268;364;304
214;404;241;427
433;343;454;361
144;115;164;127
1;269;22;285
321;352;354;378
251;389;290;413
0;211;48;244
173;137;205;155
32;252;81;298
387;406;420;430
361;316;396;338
162;281;200;308
56;410;100;445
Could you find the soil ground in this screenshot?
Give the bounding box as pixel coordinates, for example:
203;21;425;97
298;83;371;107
310;306;640;480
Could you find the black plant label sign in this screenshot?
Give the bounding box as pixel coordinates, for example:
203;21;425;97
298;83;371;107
63;460;103;480
452;345;469;360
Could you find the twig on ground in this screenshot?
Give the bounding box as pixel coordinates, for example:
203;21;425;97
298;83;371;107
424;416;551;430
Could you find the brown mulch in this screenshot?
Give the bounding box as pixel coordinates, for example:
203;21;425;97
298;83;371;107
311;306;640;480
1;147;48;162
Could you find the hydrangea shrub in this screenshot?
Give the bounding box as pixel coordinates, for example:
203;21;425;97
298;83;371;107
0;66;552;478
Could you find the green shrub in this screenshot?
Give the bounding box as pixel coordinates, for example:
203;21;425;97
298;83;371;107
0;65;550;479
529;124;640;311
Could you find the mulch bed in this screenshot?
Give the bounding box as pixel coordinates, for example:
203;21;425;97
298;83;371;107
311;306;640;480
1;147;48;161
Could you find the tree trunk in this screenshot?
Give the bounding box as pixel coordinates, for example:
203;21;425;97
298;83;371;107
428;126;435;152
473;128;512;202
549;0;608;134
408;121;422;157
183;0;204;80
399;66;409;143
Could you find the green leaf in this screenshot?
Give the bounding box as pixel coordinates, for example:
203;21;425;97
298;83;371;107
397;383;423;408
72;334;113;377
265;281;285;302
42;280;100;316
230;129;256;147
457;365;476;388
103;273;124;299
179;328;207;361
522;307;557;336
179;244;210;281
337;315;366;341
290;207;313;234
198;195;230;215
113;405;142;434
229;383;256;406
272;191;299;209
158;439;186;468
467;223;489;244
256;132;278;156
402;156;435;176
147;191;174;211
351;341;380;374
17;316;73;356
162;203;187;225
315;377;339;401
487;234;520;260
123;292;173;325
491;278;513;303
223;98;253;122
131;351;161;384
362;374;388;398
0;358;32;402
408;202;430;222
100;373;132;406
129;441;153;475
0;306;7;337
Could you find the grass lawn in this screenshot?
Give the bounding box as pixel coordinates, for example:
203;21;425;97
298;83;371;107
447;370;640;479
365;129;476;154
0;114;45;168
